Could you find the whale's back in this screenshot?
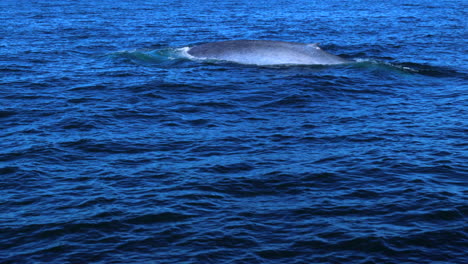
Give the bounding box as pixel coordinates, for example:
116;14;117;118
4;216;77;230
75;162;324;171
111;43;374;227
188;40;348;65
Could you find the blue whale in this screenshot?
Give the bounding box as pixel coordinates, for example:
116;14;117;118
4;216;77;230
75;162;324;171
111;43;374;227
187;40;349;65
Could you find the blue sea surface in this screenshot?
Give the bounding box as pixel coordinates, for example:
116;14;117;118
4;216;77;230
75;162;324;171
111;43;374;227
1;0;467;263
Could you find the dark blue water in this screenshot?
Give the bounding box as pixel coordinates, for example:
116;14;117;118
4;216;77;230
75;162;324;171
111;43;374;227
1;0;467;263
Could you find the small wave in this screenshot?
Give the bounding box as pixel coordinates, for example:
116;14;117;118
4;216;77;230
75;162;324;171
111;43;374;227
0;110;17;118
107;47;191;66
126;212;196;225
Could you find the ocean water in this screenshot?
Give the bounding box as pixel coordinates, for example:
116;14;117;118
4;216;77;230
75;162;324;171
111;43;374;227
1;0;467;263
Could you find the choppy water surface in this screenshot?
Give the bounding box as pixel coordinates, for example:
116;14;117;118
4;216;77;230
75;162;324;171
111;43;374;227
1;0;467;263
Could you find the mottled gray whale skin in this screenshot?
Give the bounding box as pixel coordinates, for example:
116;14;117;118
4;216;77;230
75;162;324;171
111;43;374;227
187;40;349;65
